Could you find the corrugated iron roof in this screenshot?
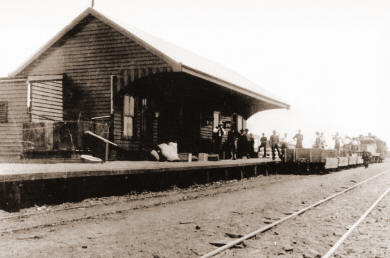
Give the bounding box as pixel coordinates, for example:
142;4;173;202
10;8;289;110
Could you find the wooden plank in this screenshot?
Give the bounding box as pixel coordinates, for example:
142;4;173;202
32;98;63;107
32;83;62;92
32;102;63;111
85;130;118;146
32;84;63;94
32;106;63;114
28;74;63;81
0;78;26;83
31;91;63;101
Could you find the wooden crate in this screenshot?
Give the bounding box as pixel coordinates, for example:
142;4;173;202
310;149;322;163
348;156;357;166
338;157;349;167
198;153;208;162
295;148;312;162
284;148;296;163
178;153;192;162
321;149;337;159
208;154;219;161
325;157;339;169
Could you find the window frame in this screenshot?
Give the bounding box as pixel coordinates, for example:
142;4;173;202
0;101;7;123
122;95;135;139
212;111;220;129
236;115;243;132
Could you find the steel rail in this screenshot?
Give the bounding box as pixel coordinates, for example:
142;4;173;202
322;185;390;258
200;167;390;258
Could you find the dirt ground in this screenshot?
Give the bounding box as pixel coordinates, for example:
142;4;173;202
0;162;389;258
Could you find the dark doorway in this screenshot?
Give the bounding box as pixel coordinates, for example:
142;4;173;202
158;101;200;154
159;103;181;144
179;102;200;153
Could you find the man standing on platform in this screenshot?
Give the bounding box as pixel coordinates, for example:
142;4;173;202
213;122;225;159
280;132;288;160
258;133;267;158
293;129;303;148
270;130;282;160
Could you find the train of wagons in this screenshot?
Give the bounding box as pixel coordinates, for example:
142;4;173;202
280;137;387;172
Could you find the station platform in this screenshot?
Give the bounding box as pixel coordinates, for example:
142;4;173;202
0;158;279;182
0;158;280;211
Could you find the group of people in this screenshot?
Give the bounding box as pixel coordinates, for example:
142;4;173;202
313;132;327;149
331;132;365;153
213;125;306;161
213;123;256;160
258;130;304;160
213;123;377;165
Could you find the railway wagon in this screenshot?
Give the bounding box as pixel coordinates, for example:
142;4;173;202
284;148;367;172
357;156;364;165
360;137;387;163
348;155;358;166
284;148;338;172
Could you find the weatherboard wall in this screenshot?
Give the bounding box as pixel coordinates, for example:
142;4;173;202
0;78;28;159
16;14;171;120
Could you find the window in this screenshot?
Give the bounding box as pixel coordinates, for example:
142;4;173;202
213;111;220;129
236;115;243;132
111;75;123;114
141;97;148;137
0;101;7;123
123;95;135;137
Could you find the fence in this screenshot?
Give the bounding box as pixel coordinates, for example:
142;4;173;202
22;120;110;153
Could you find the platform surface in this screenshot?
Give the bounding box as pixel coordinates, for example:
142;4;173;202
0;158;279;182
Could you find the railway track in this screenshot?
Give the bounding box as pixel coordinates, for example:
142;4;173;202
0;176;287;234
322;185;390;258
200;167;390;258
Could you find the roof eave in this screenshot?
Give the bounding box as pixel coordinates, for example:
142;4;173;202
181;65;290;110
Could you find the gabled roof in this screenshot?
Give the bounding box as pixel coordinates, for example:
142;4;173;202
10;8;289;110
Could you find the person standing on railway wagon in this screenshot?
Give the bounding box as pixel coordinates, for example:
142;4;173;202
258;133;267;158
280;133;289;160
320;132;327;149
344;136;352;154
293;129;303;148
314;131;321;148
333;132;341;154
270;130;282;160
351;137;359;152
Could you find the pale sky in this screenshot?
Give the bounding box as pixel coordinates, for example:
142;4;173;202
0;0;389;148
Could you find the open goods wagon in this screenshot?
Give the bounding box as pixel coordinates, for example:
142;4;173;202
283;148;364;172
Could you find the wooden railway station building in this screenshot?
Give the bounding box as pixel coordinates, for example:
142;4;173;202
0;8;289;161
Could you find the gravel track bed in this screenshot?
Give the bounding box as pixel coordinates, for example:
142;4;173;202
228;164;390;258
334;190;390;258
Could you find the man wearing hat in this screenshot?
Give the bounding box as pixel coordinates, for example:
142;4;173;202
270;130;282;160
314;131;321;148
213;122;225;158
